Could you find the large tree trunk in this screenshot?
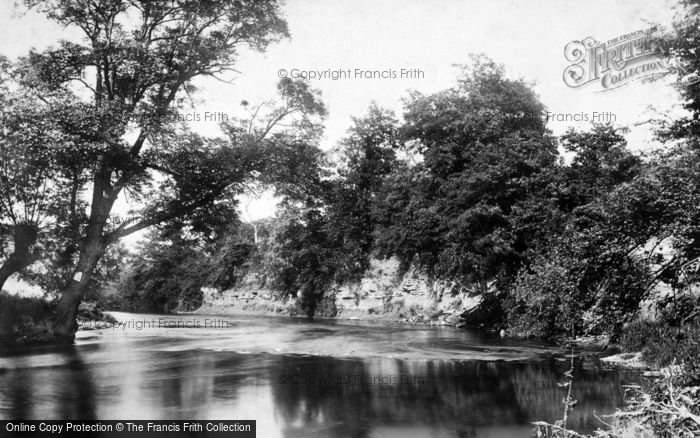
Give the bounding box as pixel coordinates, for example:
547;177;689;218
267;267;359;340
52;169;116;340
0;223;39;292
51;233;105;340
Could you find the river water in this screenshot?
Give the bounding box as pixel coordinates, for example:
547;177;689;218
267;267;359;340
0;312;641;437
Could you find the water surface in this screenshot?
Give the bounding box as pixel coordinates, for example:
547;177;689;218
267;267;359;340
0;313;641;437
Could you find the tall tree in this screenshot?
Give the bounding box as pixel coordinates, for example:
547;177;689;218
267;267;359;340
0;61;84;291
19;0;325;339
374;56;558;289
325;104;399;281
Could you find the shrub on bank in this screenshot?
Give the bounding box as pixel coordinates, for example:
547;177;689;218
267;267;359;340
77;301;118;326
620;319;700;384
534;317;700;437
0;293;120;346
612;318;700;437
506;262;580;339
0;291;55;346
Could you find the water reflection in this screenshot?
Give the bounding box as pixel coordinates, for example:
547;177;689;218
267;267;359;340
0;315;640;438
0;345;96;420
269;357;636;437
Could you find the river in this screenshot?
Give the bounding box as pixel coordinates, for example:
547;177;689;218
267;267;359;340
0;312;641;437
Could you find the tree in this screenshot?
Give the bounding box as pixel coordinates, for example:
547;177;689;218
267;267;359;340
560;124;640;204
325;104;399;281
265;105;401;317
652;0;700;296
506;125;656;338
374;56;558;290
16;0;326;340
0;61;85;291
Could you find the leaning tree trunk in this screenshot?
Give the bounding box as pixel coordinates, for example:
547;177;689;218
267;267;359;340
52;171;116;341
0;223;39;292
51;236;105;340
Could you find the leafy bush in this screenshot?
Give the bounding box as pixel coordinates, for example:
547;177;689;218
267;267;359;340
0;291;55;346
506;261;580;338
207;240;255;290
656;293;700;327
114;240;208;313
77;301;117;325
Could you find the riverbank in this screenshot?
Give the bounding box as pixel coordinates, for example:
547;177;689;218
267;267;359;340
0;291;116;349
535;369;699;437
195;257;495;329
535;320;700;437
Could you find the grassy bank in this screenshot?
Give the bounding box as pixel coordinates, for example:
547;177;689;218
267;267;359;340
0;292;117;348
0;291;56;346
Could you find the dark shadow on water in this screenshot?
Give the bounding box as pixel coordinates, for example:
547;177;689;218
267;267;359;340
268;356;639;437
1;345;97;420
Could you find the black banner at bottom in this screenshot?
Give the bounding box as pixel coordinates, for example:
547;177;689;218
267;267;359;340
0;421;256;437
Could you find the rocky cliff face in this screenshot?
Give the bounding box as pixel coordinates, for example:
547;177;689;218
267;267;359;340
331;258;481;325
196;257;482;326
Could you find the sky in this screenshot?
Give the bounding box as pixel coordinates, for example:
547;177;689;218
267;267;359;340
0;0;686;234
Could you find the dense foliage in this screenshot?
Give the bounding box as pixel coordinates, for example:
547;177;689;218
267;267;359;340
2;2;699;437
111;51;700;343
0;0;698;356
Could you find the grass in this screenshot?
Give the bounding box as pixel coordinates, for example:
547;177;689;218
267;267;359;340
620;319;700;384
